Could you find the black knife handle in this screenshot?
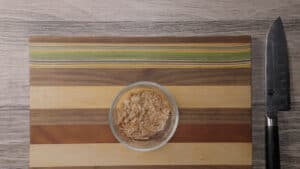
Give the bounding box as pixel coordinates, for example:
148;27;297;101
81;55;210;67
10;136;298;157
265;115;280;169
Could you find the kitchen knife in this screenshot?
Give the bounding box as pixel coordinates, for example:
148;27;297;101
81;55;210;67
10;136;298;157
265;17;290;169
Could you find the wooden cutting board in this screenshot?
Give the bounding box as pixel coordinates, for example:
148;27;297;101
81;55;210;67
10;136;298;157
29;36;252;169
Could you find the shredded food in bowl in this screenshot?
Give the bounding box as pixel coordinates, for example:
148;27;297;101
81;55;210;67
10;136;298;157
115;87;171;140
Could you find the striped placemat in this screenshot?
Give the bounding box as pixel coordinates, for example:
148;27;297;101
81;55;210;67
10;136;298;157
29;36;252;169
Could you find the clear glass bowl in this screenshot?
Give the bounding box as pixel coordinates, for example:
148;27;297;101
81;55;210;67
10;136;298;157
109;81;179;152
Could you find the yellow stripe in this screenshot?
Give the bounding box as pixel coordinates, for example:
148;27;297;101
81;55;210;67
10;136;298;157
30;143;252;167
30;86;251;109
30;62;251;69
30;43;250;47
30;48;250;53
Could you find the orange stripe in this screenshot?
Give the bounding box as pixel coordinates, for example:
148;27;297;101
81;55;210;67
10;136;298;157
30;124;251;144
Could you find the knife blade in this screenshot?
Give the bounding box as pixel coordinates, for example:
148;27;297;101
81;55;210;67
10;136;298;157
265;17;290;169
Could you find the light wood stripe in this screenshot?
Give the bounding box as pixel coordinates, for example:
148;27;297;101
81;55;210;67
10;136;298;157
30;43;250;47
30;108;251;125
30;62;251;69
30;124;251;144
30;86;251;109
29;143;252;167
30;68;251;86
30;165;252;169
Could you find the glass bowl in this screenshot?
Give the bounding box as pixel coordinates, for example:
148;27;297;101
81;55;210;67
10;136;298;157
109;81;179;152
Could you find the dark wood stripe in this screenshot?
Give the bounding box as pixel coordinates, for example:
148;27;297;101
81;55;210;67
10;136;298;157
30;124;251;144
172;124;251;142
29;36;251;43
179;108;251;124
30;68;251;86
30;165;252;169
30;109;109;125
30;108;251;125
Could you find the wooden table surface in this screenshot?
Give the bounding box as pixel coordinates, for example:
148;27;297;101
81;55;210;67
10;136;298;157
0;1;299;168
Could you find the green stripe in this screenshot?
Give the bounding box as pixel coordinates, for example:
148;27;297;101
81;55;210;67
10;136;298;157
30;51;250;62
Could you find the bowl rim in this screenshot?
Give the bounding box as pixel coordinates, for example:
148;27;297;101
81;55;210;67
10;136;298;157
108;81;179;152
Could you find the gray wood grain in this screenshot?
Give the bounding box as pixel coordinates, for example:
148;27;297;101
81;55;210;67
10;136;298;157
0;1;299;169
